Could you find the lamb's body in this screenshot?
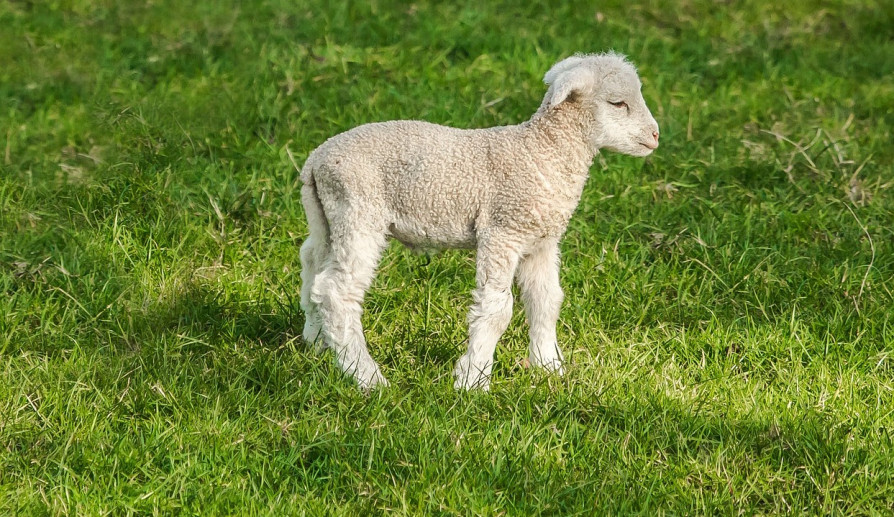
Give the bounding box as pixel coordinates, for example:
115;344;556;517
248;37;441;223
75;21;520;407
300;53;660;390
304;119;591;251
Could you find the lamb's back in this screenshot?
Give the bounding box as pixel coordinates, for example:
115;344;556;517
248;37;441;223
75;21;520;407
309;120;523;248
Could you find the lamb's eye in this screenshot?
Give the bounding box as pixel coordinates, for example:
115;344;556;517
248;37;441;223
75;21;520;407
609;101;628;109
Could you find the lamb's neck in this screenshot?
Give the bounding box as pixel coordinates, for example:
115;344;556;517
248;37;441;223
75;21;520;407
524;104;597;178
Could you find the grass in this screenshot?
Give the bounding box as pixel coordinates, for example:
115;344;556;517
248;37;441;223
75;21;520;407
2;0;893;514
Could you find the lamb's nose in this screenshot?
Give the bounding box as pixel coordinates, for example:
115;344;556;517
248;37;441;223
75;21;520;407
652;131;660;141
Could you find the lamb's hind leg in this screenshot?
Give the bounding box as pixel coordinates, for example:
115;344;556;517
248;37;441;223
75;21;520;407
300;234;328;353
516;239;565;373
300;183;329;353
311;229;388;390
454;239;521;390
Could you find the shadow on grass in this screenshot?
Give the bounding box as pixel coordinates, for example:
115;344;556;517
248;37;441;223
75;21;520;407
135;280;305;353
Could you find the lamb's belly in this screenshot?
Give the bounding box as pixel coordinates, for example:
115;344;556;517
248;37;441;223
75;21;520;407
388;217;477;250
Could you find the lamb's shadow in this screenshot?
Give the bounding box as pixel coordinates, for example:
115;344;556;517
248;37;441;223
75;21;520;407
136;280;305;353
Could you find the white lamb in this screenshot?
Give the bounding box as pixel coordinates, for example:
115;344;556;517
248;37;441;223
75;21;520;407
299;52;660;390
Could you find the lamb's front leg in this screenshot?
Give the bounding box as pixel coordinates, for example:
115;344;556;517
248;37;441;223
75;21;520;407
516;239;565;374
454;242;521;391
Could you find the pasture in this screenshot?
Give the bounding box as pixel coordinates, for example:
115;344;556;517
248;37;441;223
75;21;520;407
2;0;893;513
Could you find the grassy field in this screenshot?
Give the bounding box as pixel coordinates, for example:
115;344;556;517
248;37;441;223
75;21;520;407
2;0;893;514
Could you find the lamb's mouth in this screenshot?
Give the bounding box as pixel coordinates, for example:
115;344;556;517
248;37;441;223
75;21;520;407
639;141;658;150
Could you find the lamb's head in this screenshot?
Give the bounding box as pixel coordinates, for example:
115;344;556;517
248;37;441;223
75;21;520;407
543;52;660;157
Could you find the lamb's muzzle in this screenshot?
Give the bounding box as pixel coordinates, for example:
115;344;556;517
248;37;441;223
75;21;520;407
299;52;659;390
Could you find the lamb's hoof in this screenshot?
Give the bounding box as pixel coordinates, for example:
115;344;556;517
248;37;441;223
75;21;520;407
355;367;389;392
531;356;565;376
453;357;491;391
454;374;490;391
310;339;328;356
302;326;327;356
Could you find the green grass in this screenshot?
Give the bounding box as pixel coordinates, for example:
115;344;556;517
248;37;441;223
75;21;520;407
2;0;893;514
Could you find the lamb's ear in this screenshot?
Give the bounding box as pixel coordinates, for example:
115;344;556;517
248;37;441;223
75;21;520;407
544;56;587;85
544;66;592;107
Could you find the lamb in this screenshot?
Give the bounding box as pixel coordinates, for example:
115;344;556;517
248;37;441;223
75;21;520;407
299;52;660;390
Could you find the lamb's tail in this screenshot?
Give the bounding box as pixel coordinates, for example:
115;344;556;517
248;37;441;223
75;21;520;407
300;156;330;243
299;148;317;185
